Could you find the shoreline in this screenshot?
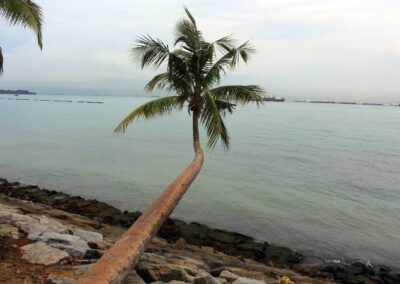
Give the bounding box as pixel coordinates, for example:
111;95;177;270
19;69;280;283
1;177;399;283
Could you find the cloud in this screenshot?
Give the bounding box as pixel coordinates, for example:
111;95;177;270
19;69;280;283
0;0;399;101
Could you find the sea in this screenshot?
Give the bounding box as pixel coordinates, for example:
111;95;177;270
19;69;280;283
0;95;399;269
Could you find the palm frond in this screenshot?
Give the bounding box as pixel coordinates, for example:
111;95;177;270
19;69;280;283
167;51;194;95
203;41;255;88
145;73;170;92
213;34;237;53
174;8;203;52
0;47;3;75
229;40;255;68
0;0;43;49
201;89;230;150
210;85;265;106
184;6;196;26
173;19;200;50
131;35;169;69
114;96;181;133
214;99;236;116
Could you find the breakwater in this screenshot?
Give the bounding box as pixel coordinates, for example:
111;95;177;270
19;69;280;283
1;178;399;283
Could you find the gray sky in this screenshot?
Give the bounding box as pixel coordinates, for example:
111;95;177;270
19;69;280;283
1;0;399;102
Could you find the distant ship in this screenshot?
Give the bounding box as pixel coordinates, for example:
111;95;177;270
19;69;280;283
262;96;285;102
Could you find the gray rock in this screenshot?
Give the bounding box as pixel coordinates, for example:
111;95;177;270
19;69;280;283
194;271;221;284
123;269;146;284
21;242;69;266
16;214;68;237
21;221;69;238
136;262;194;283
232;278;266;284
74;264;93;276
217;278;228;284
165;254;209;271
139;252;168;264
0;211;36;225
219;270;239;283
83;249;104;259
0;204;21;214
39;215;63;226
0;224;24;239
34;232;90;258
46;274;76;284
70;228;103;242
88;239;112;250
174;237;187;250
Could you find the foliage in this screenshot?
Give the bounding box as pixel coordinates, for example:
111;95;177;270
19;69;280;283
115;7;265;149
0;0;43;75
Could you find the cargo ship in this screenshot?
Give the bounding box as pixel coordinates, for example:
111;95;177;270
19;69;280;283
261;96;285;102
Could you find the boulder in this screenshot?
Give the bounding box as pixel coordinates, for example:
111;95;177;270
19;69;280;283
263;246;303;267
219;270;239;282
0;204;21;214
235;242;265;260
136;262;194;283
14;214;68;236
165;254;209;271
139;252;168;264
0;211;36;225
232;278;266;284
216;278;228;284
211;268;268;282
88;239;113;250
123;270;146;284
74;264;93;276
70;228;103;242
32;232;89;258
38;215;63;227
174;237;187;250
280;276;294;284
207;230;237;244
194;271;221;284
83;249;104;259
19;220;69;237
21;242;69;266
46;274;76;284
0;224;24;239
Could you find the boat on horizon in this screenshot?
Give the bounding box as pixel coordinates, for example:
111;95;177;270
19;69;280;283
258;96;285;102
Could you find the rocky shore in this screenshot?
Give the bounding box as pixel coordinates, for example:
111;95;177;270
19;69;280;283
0;178;399;284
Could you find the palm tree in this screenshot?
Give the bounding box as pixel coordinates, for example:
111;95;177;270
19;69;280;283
0;0;43;75
78;8;264;283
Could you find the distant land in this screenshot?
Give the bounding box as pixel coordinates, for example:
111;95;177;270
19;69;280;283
294;99;400;107
0;89;36;95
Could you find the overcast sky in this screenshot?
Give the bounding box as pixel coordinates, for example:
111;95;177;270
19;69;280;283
1;0;399;102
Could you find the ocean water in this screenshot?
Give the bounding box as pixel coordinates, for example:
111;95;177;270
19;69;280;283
0;95;399;268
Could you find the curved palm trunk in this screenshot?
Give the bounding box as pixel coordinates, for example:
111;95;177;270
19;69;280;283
78;114;204;284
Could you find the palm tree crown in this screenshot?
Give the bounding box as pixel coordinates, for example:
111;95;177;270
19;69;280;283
0;0;43;75
115;7;265;150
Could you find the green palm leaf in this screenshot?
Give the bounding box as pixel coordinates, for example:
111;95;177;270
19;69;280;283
0;0;43;49
114;96;182;133
210;85;265;106
201;89;230;149
132;35;169;69
0;0;43;75
0;47;3;75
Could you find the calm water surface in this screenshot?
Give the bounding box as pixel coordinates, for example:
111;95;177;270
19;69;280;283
0;95;399;268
